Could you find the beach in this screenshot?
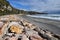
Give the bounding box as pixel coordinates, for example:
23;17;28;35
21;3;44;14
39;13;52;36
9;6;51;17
0;15;60;40
18;15;60;35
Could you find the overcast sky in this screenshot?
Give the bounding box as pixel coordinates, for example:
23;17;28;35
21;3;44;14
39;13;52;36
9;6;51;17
7;0;60;12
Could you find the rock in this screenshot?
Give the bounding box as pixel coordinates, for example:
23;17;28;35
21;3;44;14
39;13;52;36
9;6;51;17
27;23;36;29
53;34;60;39
35;29;51;40
23;21;36;29
0;22;4;35
30;34;43;40
40;30;45;35
0;15;59;40
34;27;41;32
26;30;38;37
22;21;29;26
9;22;24;34
0;22;9;35
45;31;53;37
10;25;21;34
0;17;9;21
50;37;59;40
21;35;29;40
0;22;4;28
3;34;18;40
9;37;17;40
24;27;30;31
0;15;20;21
5;33;14;37
3;36;10;40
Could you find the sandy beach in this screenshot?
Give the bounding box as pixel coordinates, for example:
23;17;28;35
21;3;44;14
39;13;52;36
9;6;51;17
18;15;60;35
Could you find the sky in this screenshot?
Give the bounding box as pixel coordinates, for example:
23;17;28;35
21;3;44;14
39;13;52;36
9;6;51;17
7;0;60;12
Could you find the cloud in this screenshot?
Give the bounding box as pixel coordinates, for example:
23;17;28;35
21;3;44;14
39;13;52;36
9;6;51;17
8;0;60;12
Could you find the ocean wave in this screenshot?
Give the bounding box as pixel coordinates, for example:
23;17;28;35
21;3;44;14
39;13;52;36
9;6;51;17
27;14;60;21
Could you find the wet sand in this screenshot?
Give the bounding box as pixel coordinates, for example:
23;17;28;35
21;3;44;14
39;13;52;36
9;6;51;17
18;15;60;35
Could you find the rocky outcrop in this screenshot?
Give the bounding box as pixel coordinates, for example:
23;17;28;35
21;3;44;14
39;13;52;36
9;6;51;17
0;15;60;40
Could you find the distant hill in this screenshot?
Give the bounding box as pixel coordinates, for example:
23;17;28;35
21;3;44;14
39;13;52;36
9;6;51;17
45;10;60;14
27;11;48;15
0;0;47;15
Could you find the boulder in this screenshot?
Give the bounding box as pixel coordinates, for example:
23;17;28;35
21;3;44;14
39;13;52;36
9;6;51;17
9;22;24;34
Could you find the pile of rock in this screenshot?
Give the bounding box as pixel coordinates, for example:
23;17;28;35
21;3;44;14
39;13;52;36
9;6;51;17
0;15;60;40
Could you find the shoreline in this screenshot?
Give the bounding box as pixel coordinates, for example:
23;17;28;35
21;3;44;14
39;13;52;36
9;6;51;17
19;15;60;35
26;14;60;21
0;15;60;40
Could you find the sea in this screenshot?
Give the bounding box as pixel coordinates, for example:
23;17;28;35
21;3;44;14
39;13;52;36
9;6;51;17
27;14;60;21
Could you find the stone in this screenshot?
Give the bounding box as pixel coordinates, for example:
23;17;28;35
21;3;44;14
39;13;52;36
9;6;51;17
28;23;36;29
9;22;24;34
9;37;17;40
26;30;38;37
0;15;20;21
30;34;43;40
40;30;45;34
34;27;41;32
50;37;59;40
22;21;29;26
6;33;14;36
0;15;59;40
0;18;9;21
0;22;4;28
21;35;29;40
0;22;4;35
10;25;23;34
46;31;53;37
3;36;10;40
0;22;8;35
23;21;36;29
